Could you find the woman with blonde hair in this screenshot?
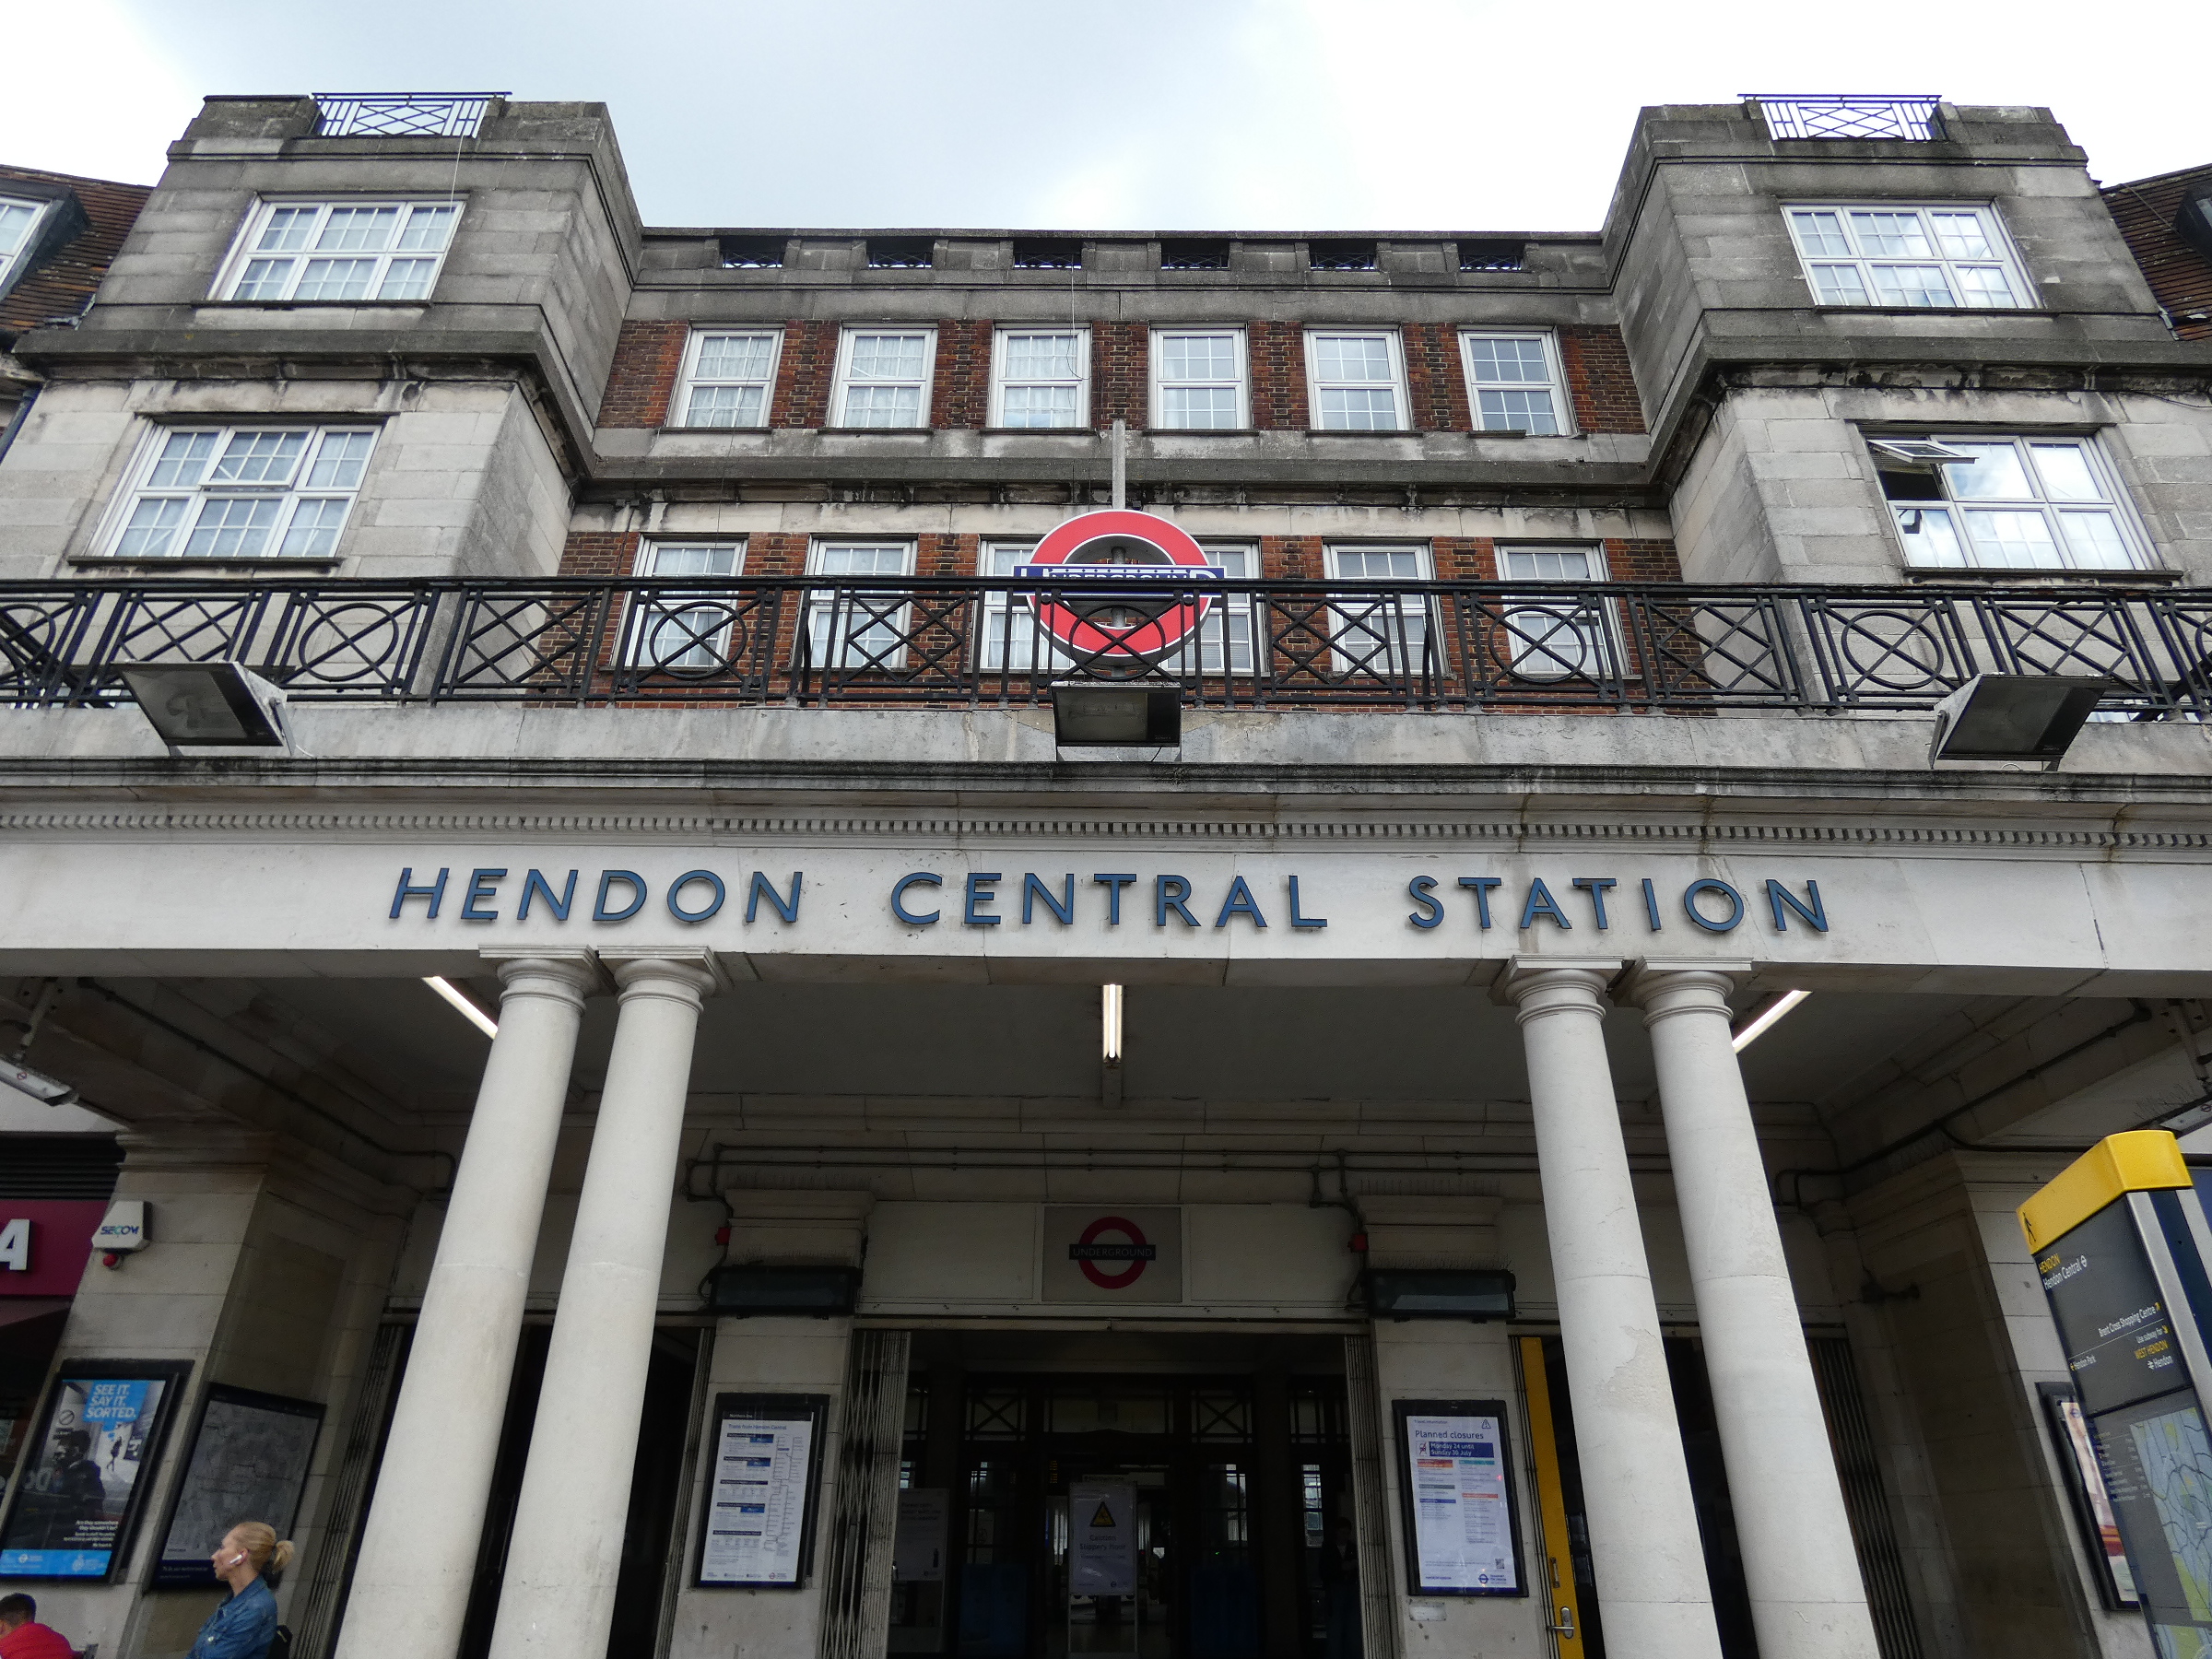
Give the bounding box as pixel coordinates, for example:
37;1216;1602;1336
189;1521;292;1659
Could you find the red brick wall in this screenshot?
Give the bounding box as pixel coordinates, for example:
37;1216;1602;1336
1405;324;1473;433
1260;535;1324;579
1248;322;1309;430
771;322;840;428
558;531;641;575
1559;326;1645;434
1602;537;1682;580
598;323;688;429
1094;322;1147;429
930;323;991;429
1432;536;1495;579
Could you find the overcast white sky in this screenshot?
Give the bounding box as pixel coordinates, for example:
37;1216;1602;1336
5;0;2205;232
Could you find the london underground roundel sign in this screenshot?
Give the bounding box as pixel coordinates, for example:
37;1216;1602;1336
1014;511;1223;668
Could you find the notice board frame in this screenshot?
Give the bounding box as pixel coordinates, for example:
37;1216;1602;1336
2036;1382;2140;1611
1389;1396;1529;1597
0;1358;193;1584
691;1392;829;1591
149;1382;327;1590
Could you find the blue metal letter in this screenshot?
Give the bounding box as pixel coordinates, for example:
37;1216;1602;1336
1288;876;1328;930
1157;876;1198;927
667;870;726;923
460;867;507;923
1215;876;1268;929
1407;876;1443;930
1766;878;1828;933
518;868;577;922
746;870;803;924
1093;874;1138;926
1682;878;1745;933
1641;877;1662;931
391;866;449;920
1520;878;1572;930
1456;876;1501;928
891;872;942;925
594;870;648;923
1023;873;1076;925
966;872;1003;927
1571;877;1618;931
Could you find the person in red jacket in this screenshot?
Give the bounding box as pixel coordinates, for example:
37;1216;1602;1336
0;1593;74;1659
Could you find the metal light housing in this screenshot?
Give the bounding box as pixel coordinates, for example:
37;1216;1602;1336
1049;682;1181;748
703;1263;862;1317
117;661;293;750
1928;674;2114;770
1364;1267;1517;1322
2;1055;78;1107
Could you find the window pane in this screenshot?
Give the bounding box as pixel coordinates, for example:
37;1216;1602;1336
842;385;923;426
1159;335;1237;380
1952;267;2016;308
1963;508;2064;568
817;545;910;576
305;431;376;488
2059;511;2136;570
1849;212;1933;257
1002;386;1080;427
2029;443;2103;502
1477;388;1560;435
1334;547;1423;580
209;430;309;485
316;206;400;251
1894;504;1967;567
114;496;190;558
646;544;741;577
294;258;378;300
0;202;39;257
688;383;767;427
396;205;458;252
1930;213;1994;259
1316;387;1397;429
1790;211;1853;258
276;498;351;558
376;258;440;300
1809;264;1868;305
1004;334;1079;379
1465;336;1549;383
1502;547;1600;580
1160;387;1238;429
255;206;318;253
232;258;295;300
697;335;775;381
147;431;219;488
1870;265;1954;307
1312;336;1393;382
848;335;926;379
1944;443;2033;500
183;497;284;559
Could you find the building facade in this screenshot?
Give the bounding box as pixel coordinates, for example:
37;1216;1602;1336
3;89;2212;1659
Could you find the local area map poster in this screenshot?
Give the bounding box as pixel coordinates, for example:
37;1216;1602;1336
695;1394;828;1589
1391;1399;1526;1596
0;1362;191;1582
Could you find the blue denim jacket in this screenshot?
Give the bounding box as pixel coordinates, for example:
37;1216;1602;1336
190;1576;277;1659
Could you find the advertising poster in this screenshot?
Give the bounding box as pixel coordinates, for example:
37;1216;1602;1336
2039;1382;2139;1609
0;1365;187;1581
153;1385;325;1588
1069;1480;1137;1596
695;1394;826;1589
893;1488;949;1583
1391;1400;1525;1596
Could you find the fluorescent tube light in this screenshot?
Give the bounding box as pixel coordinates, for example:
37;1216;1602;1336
424;976;498;1039
1733;988;1809;1053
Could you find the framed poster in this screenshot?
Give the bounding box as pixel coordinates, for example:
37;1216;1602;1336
2038;1382;2140;1610
0;1359;191;1582
693;1393;828;1589
151;1384;326;1589
1390;1398;1527;1596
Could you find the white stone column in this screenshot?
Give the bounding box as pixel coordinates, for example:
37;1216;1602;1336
335;951;600;1659
1624;962;1879;1659
1498;959;1722;1659
487;948;718;1659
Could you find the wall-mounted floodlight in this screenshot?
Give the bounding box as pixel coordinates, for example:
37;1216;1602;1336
117;661;296;754
1051;682;1181;748
1929;674;2113;771
2;1054;77;1107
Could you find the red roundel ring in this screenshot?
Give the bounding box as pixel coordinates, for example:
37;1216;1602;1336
1076;1214;1152;1289
1020;511;1218;664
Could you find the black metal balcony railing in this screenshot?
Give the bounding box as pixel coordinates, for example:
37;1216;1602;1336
312;93;503;139
2;576;2208;720
1748;95;1944;143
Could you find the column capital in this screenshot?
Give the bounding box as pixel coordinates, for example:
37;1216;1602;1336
1492;958;1623;1024
600;946;724;1006
483;949;606;1009
1618;959;1753;1026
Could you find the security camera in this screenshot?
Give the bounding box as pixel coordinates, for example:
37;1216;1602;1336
3;1056;78;1106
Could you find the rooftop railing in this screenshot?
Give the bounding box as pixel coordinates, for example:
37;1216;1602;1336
1747;95;1944;143
2;576;2206;720
312;93;504;139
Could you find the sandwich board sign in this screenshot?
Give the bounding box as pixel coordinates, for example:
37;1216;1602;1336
2020;1131;2212;1656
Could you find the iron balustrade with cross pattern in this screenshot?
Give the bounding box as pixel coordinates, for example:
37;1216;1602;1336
4;574;2210;719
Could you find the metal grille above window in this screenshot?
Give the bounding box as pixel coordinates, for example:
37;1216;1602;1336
1159;239;1230;271
1012;239;1082;269
1308;239;1377;272
719;235;785;268
0;1136;123;1199
1457;240;1526;273
865;238;934;269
